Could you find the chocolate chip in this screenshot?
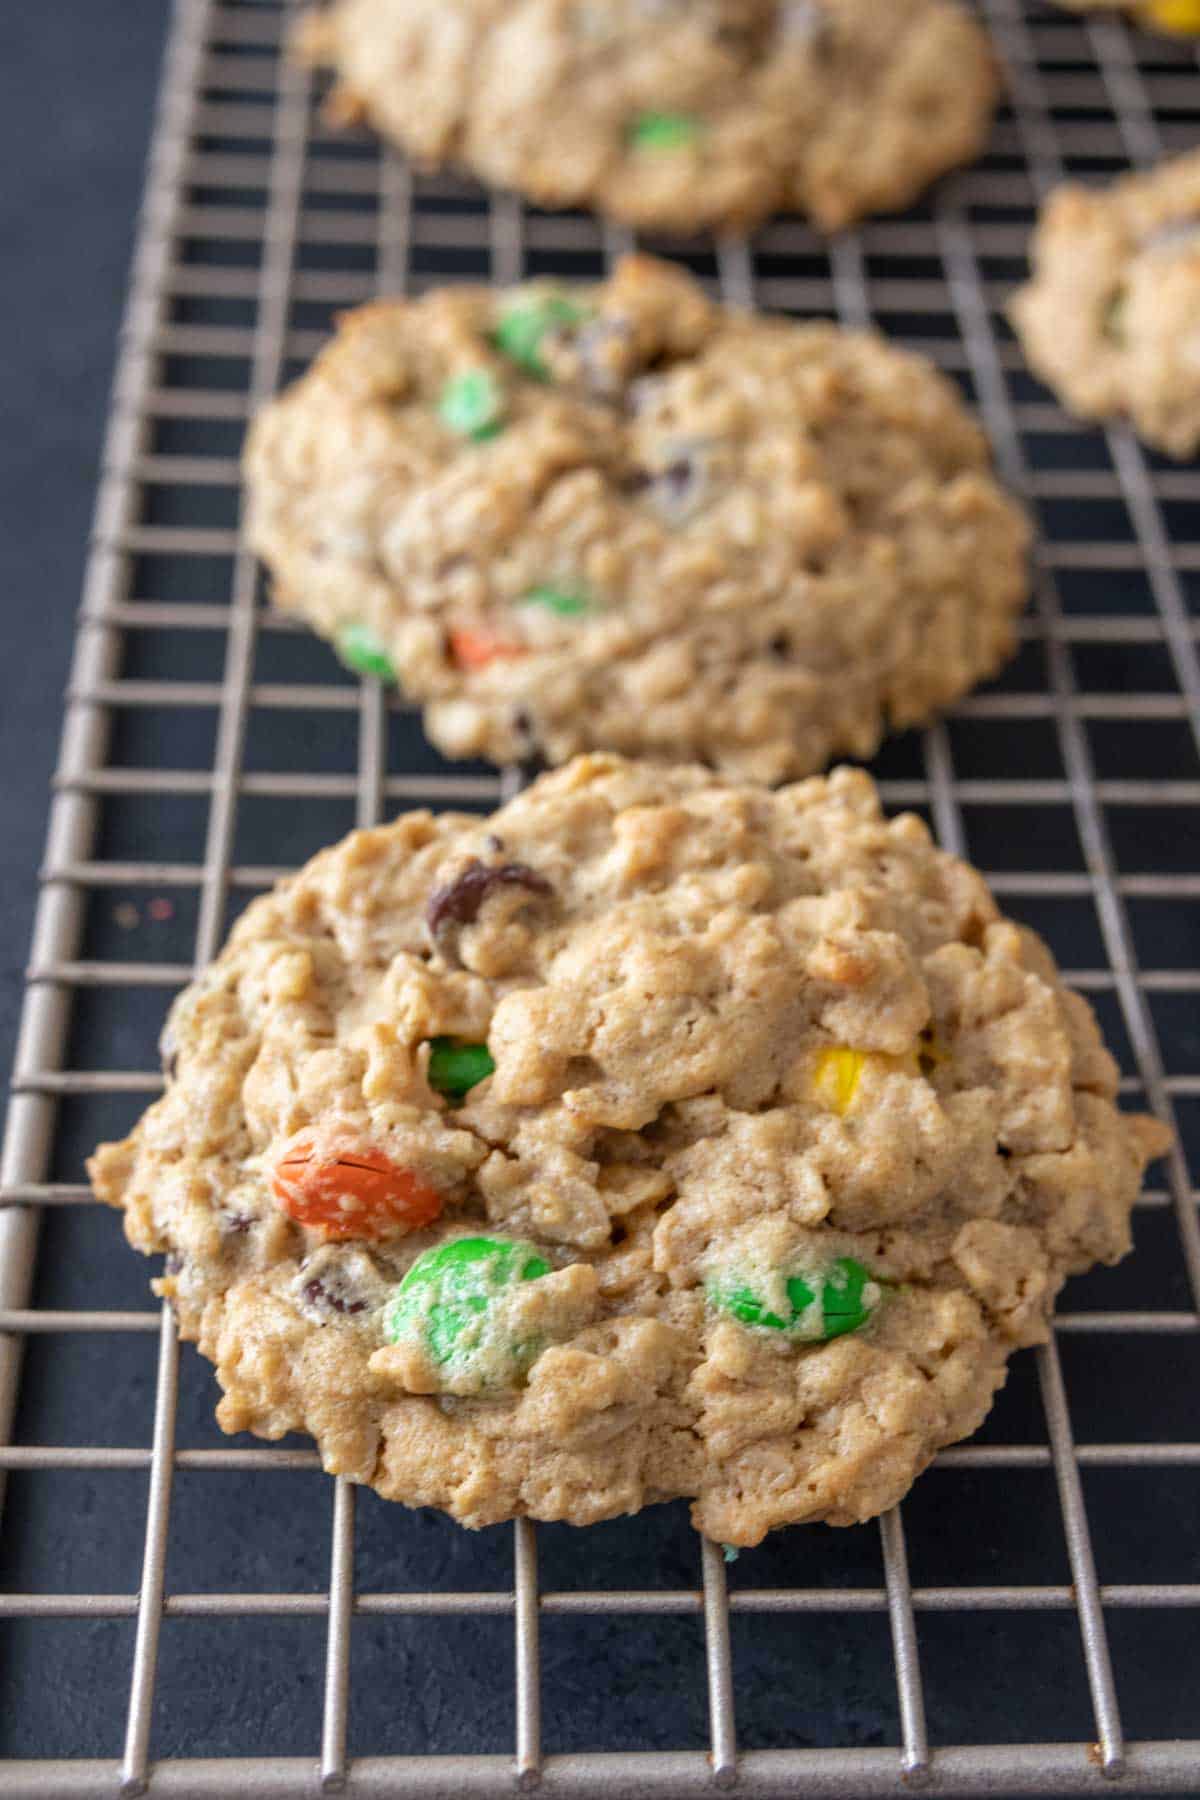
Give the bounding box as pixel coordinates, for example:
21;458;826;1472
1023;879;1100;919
426;857;552;950
715;5;778;59
631;450;706;522
301;1276;367;1316
660;458;695;506
512;709;536;754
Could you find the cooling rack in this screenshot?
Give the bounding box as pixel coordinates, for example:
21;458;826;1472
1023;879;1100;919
1;0;1199;1792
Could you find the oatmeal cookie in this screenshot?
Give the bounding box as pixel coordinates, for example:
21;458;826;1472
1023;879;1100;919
1010;149;1200;459
245;255;1029;781
91;754;1168;1545
294;0;997;235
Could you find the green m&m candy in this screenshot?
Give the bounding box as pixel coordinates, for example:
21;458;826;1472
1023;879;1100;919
426;1037;495;1100
438;367;506;441
384;1235;552;1391
708;1256;880;1342
520;585;589;618
629;111;702;152
492;293;586;380
337;621;395;682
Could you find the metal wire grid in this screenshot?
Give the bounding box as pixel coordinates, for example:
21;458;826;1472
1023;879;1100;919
1;0;1199;1791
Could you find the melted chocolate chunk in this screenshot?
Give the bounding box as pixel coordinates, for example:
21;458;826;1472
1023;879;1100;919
630;448;709;522
658;457;697;509
301;1276;367;1317
426;857;552;949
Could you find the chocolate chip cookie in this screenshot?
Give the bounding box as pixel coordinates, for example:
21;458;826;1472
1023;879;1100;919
1010;149;1200;459
90;754;1168;1545
295;0;998;235
245;255;1029;781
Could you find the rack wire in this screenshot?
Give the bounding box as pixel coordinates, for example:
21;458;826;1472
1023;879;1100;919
1;0;1198;1793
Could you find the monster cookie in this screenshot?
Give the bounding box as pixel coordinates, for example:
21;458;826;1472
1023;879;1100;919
1011;149;1200;459
294;0;997;235
245;255;1029;781
90;754;1168;1545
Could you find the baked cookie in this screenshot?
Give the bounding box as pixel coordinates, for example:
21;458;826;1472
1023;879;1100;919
1051;0;1200;36
245;255;1029;781
294;0;998;236
90;754;1168;1545
1010;150;1200;459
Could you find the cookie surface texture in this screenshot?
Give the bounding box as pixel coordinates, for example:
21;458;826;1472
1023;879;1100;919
295;0;997;235
1011;149;1200;459
90;755;1168;1545
245;255;1029;781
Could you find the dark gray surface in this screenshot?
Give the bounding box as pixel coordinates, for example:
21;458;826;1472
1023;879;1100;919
0;3;1197;1783
0;2;167;1131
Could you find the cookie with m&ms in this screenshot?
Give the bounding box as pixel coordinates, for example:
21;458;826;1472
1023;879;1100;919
245;255;1029;781
90;755;1168;1544
294;0;997;235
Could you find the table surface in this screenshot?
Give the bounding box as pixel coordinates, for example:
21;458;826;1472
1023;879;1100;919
0;4;166;1136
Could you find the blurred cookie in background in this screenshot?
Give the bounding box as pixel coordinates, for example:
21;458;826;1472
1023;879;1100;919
296;0;998;235
1011;148;1200;460
1050;0;1200;37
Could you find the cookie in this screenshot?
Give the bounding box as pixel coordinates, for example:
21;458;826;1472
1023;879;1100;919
90;753;1168;1545
245;255;1029;781
1010;149;1200;459
1051;0;1200;35
294;0;998;235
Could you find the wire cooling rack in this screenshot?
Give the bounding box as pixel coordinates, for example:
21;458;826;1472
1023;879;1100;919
2;0;1199;1793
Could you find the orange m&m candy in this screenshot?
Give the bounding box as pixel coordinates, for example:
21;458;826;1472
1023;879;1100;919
271;1136;442;1240
448;626;526;671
